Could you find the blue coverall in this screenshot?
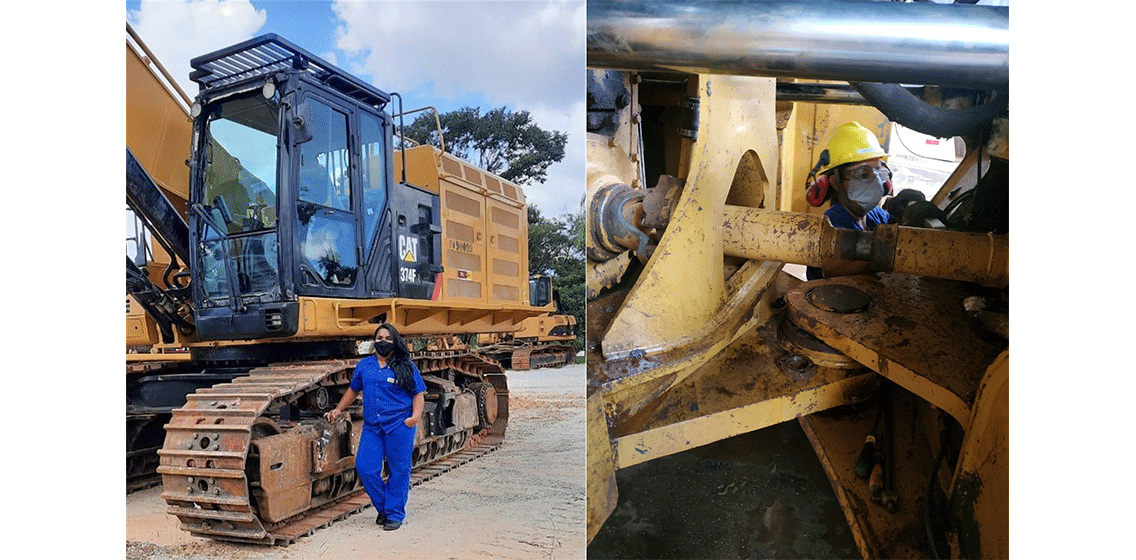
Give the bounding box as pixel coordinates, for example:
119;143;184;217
350;355;427;524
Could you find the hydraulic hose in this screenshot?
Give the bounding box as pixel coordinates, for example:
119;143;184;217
924;443;947;559
851;82;1007;139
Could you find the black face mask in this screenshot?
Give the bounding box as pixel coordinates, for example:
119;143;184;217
374;341;395;356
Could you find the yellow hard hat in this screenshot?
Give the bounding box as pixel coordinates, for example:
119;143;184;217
817;121;888;175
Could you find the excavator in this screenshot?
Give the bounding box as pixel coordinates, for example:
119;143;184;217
586;1;1008;559
127;25;557;544
476;280;578;370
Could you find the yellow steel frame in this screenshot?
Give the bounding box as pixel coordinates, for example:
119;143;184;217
588;74;891;541
586;70;1009;557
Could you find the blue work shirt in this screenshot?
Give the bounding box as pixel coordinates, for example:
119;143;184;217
824;204;893;231
350;355;427;433
806;204;894;280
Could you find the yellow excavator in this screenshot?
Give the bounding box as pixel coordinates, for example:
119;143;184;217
476;280;578;370
585;2;1008;558
127;24;556;544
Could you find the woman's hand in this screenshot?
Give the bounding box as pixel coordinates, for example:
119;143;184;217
326;409;341;422
403;416;419;428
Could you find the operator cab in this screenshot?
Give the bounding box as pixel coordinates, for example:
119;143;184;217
187;35;442;340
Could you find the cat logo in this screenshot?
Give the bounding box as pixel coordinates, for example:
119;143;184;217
398;235;418;263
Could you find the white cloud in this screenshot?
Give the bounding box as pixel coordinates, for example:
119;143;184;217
331;0;584;215
523;99;586;217
333;1;583;108
126;0;583;216
128;0;268;97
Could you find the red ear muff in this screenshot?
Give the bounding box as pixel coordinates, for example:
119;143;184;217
805;149;831;207
806;174;829;206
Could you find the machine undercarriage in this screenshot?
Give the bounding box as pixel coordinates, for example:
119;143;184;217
152;349;506;544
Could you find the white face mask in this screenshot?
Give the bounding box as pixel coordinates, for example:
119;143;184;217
845;174;885;215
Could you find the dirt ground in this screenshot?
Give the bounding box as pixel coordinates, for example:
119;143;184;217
587;420;858;560
125;362;586;560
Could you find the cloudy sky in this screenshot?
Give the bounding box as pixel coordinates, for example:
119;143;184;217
126;0;585;217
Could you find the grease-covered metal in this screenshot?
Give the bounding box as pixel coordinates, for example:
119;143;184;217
784;273;1003;428
720;205;1009;287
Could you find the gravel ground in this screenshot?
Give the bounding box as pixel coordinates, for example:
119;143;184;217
125;363;586;560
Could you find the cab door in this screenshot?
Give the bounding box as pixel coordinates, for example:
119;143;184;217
293;94;362;298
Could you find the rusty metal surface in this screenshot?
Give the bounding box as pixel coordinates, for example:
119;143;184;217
127;444;164;493
785;273;1003;429
473;341;572;371
415;352;509;448
451;392;479;431
158;350;511;545
251;428;319;522
513;347;532;370
476;336;577;371
159;362;351;543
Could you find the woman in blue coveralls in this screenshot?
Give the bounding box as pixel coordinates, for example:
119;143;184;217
804;121;896;280
325;323;426;531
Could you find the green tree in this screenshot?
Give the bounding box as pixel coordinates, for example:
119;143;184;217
528;206;585;350
403;106;567;185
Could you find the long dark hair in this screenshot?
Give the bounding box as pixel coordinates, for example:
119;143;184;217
375;323;418;395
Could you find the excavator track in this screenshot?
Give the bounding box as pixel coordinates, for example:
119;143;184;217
127;442;164;493
157;350;508;545
512;344;576;370
479;341;576;371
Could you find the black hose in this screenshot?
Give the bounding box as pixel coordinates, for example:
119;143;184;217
924;442;947;560
851;82;1007;139
162;258;182;291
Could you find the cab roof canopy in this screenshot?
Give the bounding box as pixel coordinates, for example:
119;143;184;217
189;34;391;109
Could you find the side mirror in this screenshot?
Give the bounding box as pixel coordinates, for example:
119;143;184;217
529;276;552;307
292;102;313;144
211;196;233;226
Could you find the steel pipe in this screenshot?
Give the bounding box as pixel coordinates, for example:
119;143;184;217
720;206;1008;287
721;206;859;268
588;0;1009;89
776;82;872;105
